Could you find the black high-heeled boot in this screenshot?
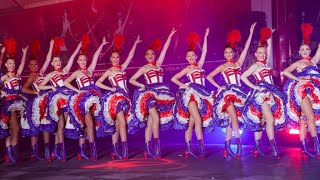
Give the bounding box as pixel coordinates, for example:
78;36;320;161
198;139;205;159
300;138;315;157
253;139;266;157
122;141;128;160
184;141;197;158
31;144;44;161
224;140;236;158
144;141;155;159
313;136;320;158
235;138;242;159
77;143;89;160
154;138;161;159
269;139;280;159
111;143;122;160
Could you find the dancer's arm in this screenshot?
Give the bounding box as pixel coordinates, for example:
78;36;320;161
63;42;82;73
171;67;190;89
240;64;260;90
121;35;142;70
206;65;225;90
95;70;116;92
17;46;28;76
39;39;54;75
198;28;209;69
237;23;256;67
88;37;108;73
156;28;177;67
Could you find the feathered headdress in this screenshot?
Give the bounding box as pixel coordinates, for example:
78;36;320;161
259;27;272;47
187;32;200;51
301;23;313;45
4;38;17;59
30;40;40;60
52;37;64;57
148;38;162;51
113;34;125;52
226;30;241;49
80;34;90;55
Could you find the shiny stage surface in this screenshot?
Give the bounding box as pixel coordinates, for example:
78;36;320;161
0;143;319;180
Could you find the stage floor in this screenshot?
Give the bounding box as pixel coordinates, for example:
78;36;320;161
0;143;319;180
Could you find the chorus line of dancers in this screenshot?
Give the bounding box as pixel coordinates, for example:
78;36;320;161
1;22;320;163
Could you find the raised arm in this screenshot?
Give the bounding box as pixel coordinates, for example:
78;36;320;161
88;37;108;73
39;39;54;75
129;67;146;90
171;67;190;89
63;41;82;73
206;65;225;89
311;43;320;64
63;71;80;93
282;61;302;82
121;35;142;70
198;28;210;69
237;23;256;66
17;46;28;76
156;28;177;67
95;70;116;92
240;64;260;90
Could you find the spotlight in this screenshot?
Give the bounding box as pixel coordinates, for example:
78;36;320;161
221;128;243;136
289;129;299;134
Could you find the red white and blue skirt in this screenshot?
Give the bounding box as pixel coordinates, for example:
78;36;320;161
46;86;72;133
0;88;26;139
173;83;215;133
100;86;131;134
243;82;286;131
284;66;320;131
65;85;111;139
213;84;247;129
129;83;175;134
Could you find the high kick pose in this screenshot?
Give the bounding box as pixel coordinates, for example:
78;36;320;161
206;23;256;158
64;36;108;161
283;23;320;158
241;27;286;159
21;40;53;161
0;38;28;163
96;35;141;160
171;28;213;159
39;38;82;161
129;29;177;159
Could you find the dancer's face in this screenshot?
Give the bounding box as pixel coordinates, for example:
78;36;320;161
77;55;87;68
255;47;267;61
145;49;156;62
299;44;311;59
51;57;62;70
186;51;197;64
110;52;120;66
28;60;38;72
224;47;234;60
5;59;15;72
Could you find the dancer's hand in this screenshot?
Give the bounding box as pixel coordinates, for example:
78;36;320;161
250;22;257;33
135;35;142;44
169;28;177;37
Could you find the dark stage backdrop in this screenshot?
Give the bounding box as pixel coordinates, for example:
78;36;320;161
0;0;297;146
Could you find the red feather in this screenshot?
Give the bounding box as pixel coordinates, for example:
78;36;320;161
301;23;313;45
187;32;200;51
113;34;125;52
149;38;162;51
259;27;272;47
30;40;41;60
227;30;241;48
53;37;64;56
81;34;91;54
4;38;17;59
